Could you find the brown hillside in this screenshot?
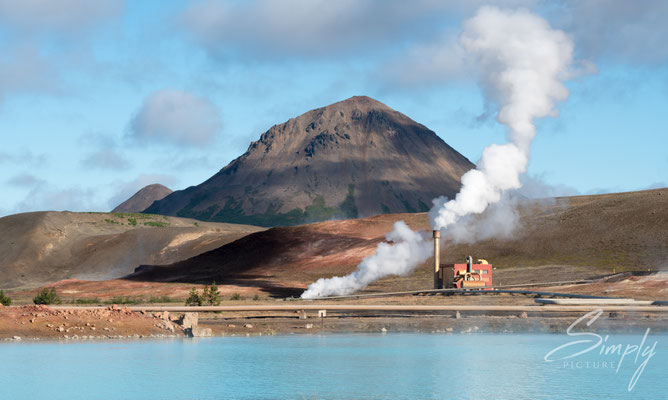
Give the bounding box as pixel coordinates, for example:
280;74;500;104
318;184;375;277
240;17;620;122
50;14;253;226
129;188;668;297
0;211;264;290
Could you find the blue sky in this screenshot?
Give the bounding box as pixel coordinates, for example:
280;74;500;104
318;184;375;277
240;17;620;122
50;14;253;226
0;0;666;217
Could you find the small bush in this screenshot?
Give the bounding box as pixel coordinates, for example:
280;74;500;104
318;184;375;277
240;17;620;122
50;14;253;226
230;292;241;301
33;287;61;305
0;290;12;306
185;284;223;306
203;282;221;306
75;297;101;305
143;221;170;228
148;295;174;303
104;296;143;305
185;287;202;306
128;218;137;226
252;294;260;301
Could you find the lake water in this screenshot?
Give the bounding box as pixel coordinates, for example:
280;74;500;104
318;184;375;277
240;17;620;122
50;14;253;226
1;333;666;399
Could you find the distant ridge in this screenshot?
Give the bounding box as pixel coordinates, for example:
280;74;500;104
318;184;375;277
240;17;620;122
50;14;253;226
112;184;173;213
145;96;474;226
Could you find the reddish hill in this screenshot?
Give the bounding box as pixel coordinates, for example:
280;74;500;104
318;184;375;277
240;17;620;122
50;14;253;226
128;188;668;297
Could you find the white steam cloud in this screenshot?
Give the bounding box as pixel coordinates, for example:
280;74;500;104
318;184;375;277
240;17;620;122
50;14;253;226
301;6;576;299
301;221;433;297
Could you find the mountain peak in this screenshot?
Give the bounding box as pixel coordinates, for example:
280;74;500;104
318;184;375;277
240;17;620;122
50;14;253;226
333;95;391;109
145;97;474;226
112;184;172;213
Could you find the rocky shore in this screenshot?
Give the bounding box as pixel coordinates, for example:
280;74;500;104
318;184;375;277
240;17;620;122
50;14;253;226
2;303;666;342
0;305;211;342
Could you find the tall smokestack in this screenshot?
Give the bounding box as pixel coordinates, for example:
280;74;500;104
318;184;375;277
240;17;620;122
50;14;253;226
433;230;440;289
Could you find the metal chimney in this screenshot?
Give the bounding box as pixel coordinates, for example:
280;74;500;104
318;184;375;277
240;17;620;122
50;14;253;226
433;230;440;289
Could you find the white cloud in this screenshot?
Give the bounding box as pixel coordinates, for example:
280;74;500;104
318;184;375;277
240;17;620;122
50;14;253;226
4;172;100;214
6;173;46;188
78;132;131;171
380;32;469;88
0;0;123;107
81;149;130;171
0;0;123;34
12;185;99;214
0;150;47;166
550;0;668;65
0;43;60;106
128;89;222;147
180;0;534;60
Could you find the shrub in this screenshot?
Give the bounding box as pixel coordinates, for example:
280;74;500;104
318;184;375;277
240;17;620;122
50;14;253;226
143;221;170;227
230;292;241;301
148;295;174;303
75;297;101;305
104;296;142;305
203;282;221;306
252;294;260;301
33;287;61;305
185;287;202;306
185;284;223;306
128;218;137;226
0;290;12;306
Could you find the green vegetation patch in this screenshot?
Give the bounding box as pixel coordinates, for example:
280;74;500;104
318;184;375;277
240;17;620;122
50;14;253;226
304;195;338;221
0;290;12;306
104;296;143;305
74;297;102;305
33;287;61;305
148;295;177;303
185;283;221;306
337;183;359;219
143;221;171;227
112;212;154;220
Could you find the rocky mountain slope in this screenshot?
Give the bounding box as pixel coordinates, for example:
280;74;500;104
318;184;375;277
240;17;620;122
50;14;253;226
0;211;263;289
112;184;172;213
144;96;474;226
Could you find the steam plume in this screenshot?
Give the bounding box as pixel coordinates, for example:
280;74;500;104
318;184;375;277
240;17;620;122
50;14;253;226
301;7;575;299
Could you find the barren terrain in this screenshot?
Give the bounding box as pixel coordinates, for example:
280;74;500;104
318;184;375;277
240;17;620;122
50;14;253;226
0;211;264;289
2;189;666;310
128;188;668;298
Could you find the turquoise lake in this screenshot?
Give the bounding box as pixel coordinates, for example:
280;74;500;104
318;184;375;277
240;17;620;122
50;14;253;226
1;333;666;399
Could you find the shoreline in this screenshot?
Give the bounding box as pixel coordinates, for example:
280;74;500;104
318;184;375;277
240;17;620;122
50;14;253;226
2;304;666;342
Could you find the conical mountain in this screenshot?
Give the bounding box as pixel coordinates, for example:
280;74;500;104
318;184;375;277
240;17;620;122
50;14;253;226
144;96;474;226
112;184;173;213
